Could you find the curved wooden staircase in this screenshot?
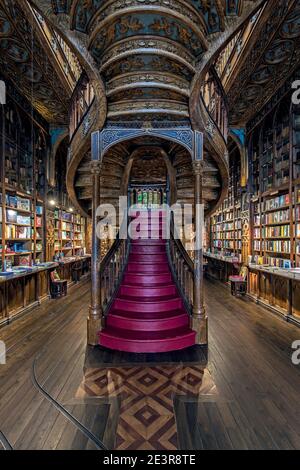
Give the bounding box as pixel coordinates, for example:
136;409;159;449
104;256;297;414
28;0;266;350
99;210;196;352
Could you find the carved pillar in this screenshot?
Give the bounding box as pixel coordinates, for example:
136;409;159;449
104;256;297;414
87;160;102;346
192;161;208;345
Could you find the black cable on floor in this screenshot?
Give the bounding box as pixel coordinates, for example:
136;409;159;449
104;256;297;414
0;431;13;450
32;355;108;450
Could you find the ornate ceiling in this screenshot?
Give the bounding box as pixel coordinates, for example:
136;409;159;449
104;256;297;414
0;0;71;123
1;0;282;128
28;0;263;124
227;0;300;126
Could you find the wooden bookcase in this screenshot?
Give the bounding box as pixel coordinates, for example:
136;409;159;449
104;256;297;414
0;189;46;270
0;89;48;271
210;141;242;260
210;93;300;269
46;205;86;261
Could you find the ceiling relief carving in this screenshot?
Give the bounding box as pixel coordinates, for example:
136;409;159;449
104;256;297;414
51;0;71;14
227;0;300;126
109;87;188;103
107;72;190;95
89;13;204;58
100;36;195;69
130;149;167;185
101;53;194;82
0;0;70;123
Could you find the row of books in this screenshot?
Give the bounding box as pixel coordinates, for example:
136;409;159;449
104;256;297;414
263;225;290;238
264;209;290;224
265;194;291;211
61;222;73;231
250;255;292;269
5;194;31;211
253;240;291;253
5;225;32;239
265;240;291;253
54;209;73;222
6;211;31;225
223;241;235;249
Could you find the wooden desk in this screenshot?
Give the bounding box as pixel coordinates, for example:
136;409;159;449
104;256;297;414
248;265;300;327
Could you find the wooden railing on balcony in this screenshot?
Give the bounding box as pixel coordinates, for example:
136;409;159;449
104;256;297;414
200;66;228;142
69;73;95;142
167;219;194;316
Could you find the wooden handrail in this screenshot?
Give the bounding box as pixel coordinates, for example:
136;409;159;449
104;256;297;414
200;65;229;143
99;217;130;316
167;216;194;315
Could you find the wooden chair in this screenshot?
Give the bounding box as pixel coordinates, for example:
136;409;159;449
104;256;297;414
50;270;68;299
229;266;247;297
71;261;82;283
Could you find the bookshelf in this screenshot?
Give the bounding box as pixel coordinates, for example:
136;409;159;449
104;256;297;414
46;205;86;261
0;189;45;270
209;96;299;268
210;142;242;261
0;95;48;272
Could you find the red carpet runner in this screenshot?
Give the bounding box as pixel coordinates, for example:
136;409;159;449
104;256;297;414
99;210;196;353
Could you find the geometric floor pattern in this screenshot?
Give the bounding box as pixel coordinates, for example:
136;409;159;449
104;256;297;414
76;365;217;450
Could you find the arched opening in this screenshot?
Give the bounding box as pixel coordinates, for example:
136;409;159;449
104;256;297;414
128;149;168;209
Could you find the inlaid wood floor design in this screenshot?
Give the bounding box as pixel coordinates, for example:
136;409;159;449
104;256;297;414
0;279;300;449
76;365;216;450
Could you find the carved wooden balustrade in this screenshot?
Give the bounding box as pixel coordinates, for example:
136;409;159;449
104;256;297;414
69;73;95;143
200;66;229;142
167;218;194;316
99;225;130;316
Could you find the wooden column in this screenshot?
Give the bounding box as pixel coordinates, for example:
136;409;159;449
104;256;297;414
192;161;208;345
87;160;102;346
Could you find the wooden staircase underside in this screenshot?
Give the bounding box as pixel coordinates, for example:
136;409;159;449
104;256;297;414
28;0;265;217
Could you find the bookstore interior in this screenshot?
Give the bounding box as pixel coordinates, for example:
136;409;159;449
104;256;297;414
1;0;300;453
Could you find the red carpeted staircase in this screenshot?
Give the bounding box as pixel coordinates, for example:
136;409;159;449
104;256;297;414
98;210;196;353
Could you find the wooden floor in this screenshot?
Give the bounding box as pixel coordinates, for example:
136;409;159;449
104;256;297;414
0;279;300;449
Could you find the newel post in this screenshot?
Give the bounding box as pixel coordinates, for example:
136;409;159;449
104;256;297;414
87;132;103;346
192;132;208;345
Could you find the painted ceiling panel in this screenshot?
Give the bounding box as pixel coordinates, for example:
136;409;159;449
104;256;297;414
0;0;71;123
227;0;300;125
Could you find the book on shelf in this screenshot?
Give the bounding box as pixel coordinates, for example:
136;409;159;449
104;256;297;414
265;209;289;224
265;194;290;211
6;209;17;223
35;216;43;227
264;240;291;253
17;197;31;212
263;225;290;238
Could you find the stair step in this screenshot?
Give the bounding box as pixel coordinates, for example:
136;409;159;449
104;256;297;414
129;230;167;238
127;262;170;273
129;253;167;263
123;273;172;285
99;327;196;353
130;244;166;254
120;284;176;298
131;239;166;245
109;308;186;319
107;310;189;331
113;297;182;312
